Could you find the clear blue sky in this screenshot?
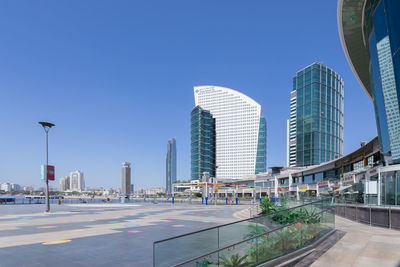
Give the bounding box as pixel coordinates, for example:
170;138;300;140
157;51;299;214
0;1;376;189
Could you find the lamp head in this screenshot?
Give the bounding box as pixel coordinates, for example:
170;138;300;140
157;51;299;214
38;121;55;132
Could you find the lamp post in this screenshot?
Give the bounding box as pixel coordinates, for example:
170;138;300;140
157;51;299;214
38;121;55;213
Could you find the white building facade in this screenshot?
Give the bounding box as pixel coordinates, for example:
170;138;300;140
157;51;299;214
194;86;266;180
59;176;70;192
1;183;11;192
70;171;85;192
287;90;297;167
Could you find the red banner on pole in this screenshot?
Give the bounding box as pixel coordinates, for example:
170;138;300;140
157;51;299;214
47;165;55;181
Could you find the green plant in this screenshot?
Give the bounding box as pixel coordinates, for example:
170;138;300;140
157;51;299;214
244;224;266;246
219;253;250;267
246;231;285;264
260;197;277;214
267;207;321;226
244;224;266;239
196;259;213;267
194;192;202;198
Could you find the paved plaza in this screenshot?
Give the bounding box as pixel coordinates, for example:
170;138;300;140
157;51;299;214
0;203;247;266
311;216;400;267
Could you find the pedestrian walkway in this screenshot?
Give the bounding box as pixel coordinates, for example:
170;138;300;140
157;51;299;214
311;216;400;267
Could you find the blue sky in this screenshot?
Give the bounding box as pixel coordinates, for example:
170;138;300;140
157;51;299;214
0;1;376;189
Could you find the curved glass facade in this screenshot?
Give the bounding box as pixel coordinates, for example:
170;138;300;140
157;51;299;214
363;0;400;162
294;63;344;166
191;106;216;180
194;86;266;179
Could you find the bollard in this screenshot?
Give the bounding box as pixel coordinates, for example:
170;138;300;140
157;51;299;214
236;198;238;205
205;197;208;205
172;197;174;204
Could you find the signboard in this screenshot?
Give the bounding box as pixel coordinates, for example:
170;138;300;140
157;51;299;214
298;186;308;192
342;175;354;184
41;165;55;181
318;181;328;186
308;184;317;190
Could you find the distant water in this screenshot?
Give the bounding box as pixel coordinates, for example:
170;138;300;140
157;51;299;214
0;195;172;205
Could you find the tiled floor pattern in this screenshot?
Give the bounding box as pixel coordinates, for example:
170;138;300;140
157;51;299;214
311;216;400;267
0;203;246;266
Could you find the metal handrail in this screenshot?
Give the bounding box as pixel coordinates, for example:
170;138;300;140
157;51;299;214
174;207;333;267
153;198;329;245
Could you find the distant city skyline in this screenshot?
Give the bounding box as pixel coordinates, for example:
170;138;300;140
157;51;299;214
0;1;377;189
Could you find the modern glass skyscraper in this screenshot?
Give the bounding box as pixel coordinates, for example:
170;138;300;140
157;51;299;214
166;138;176;195
339;0;400;163
194;86;266;179
191;106;216;180
255;116;267;174
291;62;344;167
121;162;131;196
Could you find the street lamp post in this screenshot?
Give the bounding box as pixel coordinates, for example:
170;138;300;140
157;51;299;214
38;121;55;213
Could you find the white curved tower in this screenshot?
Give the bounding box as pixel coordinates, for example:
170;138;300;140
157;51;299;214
194;85;266;179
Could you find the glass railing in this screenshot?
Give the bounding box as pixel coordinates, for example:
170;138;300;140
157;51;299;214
153;198;334;267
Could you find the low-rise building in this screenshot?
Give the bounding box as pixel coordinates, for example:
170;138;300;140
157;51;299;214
173;180;201;194
214;137;397;206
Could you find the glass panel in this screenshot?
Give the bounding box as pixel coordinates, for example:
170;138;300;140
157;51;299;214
154;228;219;267
219;219;258;248
305;70;311;85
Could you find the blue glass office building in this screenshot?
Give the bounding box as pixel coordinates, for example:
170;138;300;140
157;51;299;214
191;106;216;180
293;63;344;166
339;0;400;163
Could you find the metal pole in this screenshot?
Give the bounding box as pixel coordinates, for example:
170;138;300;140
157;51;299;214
45;130;50;212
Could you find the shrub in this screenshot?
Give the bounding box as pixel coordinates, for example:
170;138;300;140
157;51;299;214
260;197;277;214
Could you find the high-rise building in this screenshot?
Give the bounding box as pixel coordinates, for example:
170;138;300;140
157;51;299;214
10;184;21;191
194;86;266;179
290;63;344;167
1;183;11;192
121;162;131;196
130;184;134;194
338;0;400;163
166;138;177;195
191;106;216;180
287;90;297;167
70;171;85;192
59;176;70;192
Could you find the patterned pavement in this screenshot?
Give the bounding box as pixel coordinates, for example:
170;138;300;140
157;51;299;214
0;203;247;266
311;216;400;267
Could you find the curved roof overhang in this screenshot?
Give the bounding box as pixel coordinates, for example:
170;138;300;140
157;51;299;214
338;0;373;101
